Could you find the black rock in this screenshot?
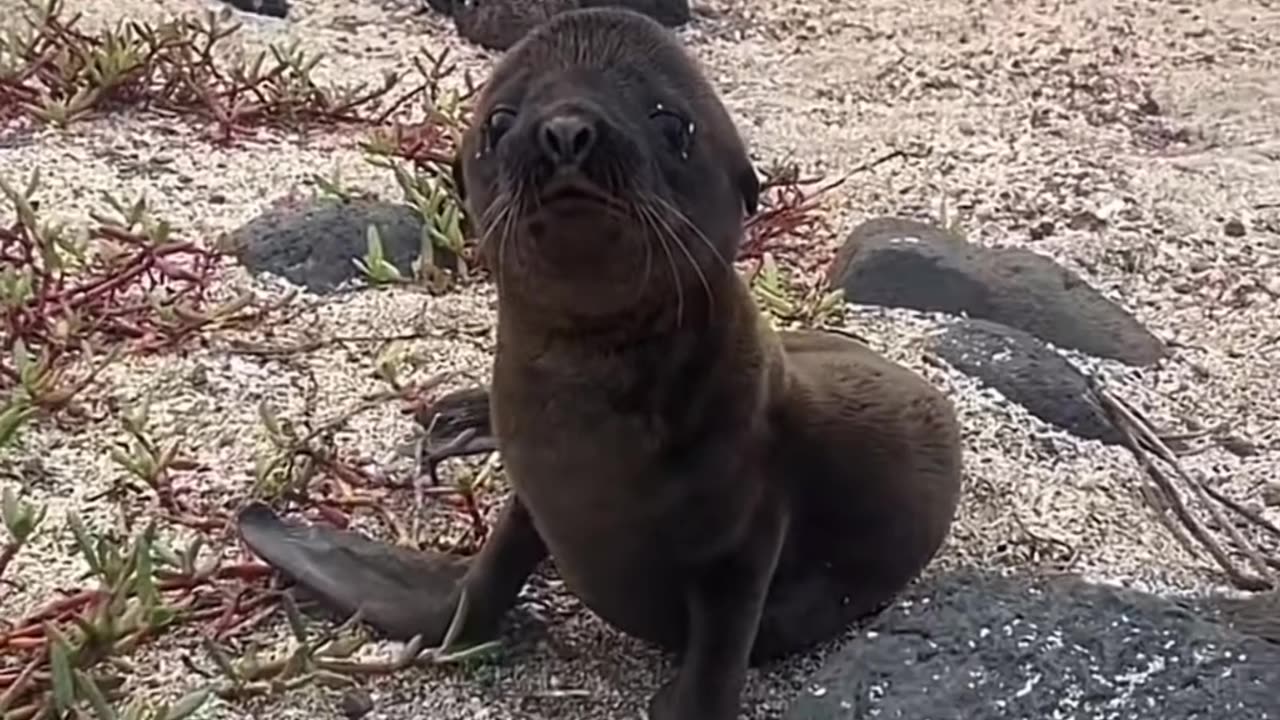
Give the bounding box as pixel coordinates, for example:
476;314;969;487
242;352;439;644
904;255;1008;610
218;0;288;18
1029;219;1055;240
1197;588;1280;644
452;0;691;51
225;198;457;294
340;688;374;720
422;0;455;16
932;318;1120;444
783;570;1280;720
1224;218;1246;237
826;217;1167;366
583;0;691;26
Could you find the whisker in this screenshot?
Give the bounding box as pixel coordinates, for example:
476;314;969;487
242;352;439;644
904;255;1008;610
480;177;525;296
628;201;657;310
645;193;713;316
652;195;733;274
497;181;524;294
639;201;684;328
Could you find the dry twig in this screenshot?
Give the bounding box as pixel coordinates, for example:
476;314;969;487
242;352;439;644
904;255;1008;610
1089;376;1277;591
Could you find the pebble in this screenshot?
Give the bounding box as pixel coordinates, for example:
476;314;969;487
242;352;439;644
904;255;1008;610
341;688;375;719
1262;482;1280;508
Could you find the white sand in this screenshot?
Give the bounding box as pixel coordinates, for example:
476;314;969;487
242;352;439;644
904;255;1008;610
1;0;1278;717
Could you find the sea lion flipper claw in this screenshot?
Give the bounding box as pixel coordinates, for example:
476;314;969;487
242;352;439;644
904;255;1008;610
416;386;499;482
236;502;467;642
419;386;493;443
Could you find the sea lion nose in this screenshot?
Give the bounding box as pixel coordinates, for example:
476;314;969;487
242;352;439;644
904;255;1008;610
538;114;597;167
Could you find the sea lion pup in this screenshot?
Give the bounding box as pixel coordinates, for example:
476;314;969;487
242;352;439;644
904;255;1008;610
238;8;962;719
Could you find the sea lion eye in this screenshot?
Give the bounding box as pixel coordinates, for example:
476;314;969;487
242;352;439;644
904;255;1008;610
649;107;693;157
486;108;517;150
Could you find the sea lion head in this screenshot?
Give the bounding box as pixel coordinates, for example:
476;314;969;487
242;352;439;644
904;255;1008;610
454;7;760;325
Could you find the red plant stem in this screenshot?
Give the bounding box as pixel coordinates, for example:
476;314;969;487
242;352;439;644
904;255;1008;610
159;511;228;533
319;458;373;487
155;563;273;590
10;589;103;628
52;240;207;305
459;491;489;544
0;563;273;649
215;594;280;639
0;650;45;707
373;83;431;124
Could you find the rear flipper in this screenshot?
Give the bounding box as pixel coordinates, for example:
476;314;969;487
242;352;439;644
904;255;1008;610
237;493;548;650
237;502;467;643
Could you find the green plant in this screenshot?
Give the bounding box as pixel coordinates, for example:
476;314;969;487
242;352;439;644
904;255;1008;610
0;484;46;582
0;0;423;139
749;252;847;329
352;225;407;286
0;515;223;719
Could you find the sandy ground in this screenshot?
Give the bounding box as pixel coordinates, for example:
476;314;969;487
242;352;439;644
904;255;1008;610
2;0;1279;718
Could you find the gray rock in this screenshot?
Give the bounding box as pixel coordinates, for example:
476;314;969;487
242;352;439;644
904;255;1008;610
826;217;1167;366
225;198;456;294
1264;483;1280;508
932;318;1120;444
783;570;1280;720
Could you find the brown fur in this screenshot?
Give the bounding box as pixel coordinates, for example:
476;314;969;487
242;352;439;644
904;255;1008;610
448;9;963;719
237;9;962;720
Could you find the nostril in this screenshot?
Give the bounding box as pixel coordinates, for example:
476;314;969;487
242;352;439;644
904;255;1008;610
539;115;596;166
569;124;595;158
540;124;564;158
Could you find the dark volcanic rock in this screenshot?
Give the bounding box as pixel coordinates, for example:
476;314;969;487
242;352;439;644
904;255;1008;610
225;198;456;294
339;687;374;719
218;0;288;18
1198;588;1280;645
932;318;1120;444
826;217;1167;365
783;570;1280;720
584;0;691;25
423;0;455;16
452;0;691;51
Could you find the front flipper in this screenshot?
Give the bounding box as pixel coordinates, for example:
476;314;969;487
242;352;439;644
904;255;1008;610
237;494;548;649
237;502;467;642
648;498;790;720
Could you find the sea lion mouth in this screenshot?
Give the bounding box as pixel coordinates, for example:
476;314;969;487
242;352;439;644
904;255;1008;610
534;172;630;215
539;176;605;203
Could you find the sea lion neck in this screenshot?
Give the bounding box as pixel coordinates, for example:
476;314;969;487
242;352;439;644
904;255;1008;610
492;308;751;433
493;266;737;349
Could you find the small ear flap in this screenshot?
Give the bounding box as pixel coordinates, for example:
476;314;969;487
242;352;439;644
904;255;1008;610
738;165;760;217
451;151;467;203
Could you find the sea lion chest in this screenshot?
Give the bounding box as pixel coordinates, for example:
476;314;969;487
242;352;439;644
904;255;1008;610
490;356;760;644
